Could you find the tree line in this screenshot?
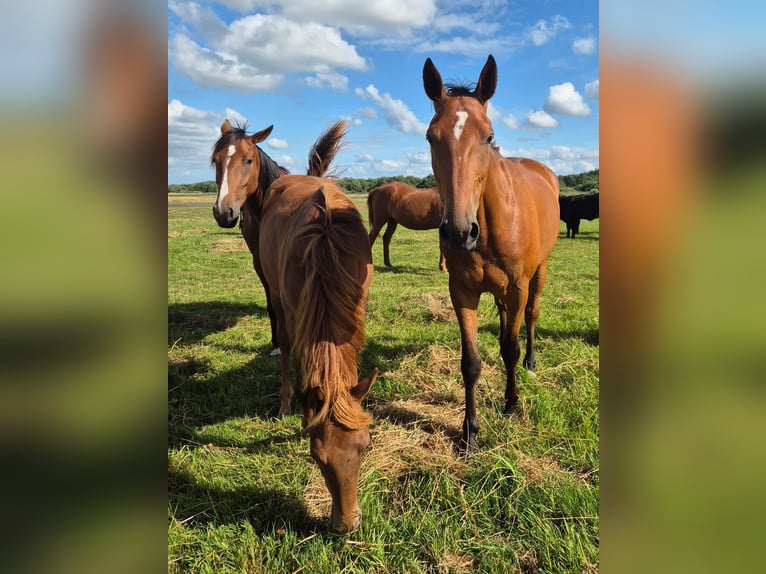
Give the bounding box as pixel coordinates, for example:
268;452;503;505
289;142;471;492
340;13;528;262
168;169;598;195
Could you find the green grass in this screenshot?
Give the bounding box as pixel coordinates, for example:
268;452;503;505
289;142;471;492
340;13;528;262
169;193;599;573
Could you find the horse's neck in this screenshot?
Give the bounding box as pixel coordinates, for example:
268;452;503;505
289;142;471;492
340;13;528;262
478;156;515;223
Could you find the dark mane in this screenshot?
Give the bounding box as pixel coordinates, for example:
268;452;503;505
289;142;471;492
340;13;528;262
445;82;477;97
257;146;289;190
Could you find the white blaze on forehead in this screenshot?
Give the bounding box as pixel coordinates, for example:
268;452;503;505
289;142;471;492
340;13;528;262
453;111;469;141
216;145;237;209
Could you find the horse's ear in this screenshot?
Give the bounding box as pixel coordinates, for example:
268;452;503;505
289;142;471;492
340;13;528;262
221;119;232;134
351;368;378;402
475;54;497;104
423;58;445;103
250;124;274;144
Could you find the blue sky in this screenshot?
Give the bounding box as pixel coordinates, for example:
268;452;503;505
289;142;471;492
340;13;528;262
168;0;599;184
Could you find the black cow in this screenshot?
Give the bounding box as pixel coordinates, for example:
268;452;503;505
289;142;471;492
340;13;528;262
558;192;599;238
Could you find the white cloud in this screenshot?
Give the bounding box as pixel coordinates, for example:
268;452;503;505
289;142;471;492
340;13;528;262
356;84;428;136
305;71;349;91
169;34;283;91
487;102;502;122
543;82;591;116
356;107;379;120
527;15;571;46
501;114;520;129
525;110;559;129
169;8;367;91
506;145;599;175
341;115;363;127
584;79;599;100
573;36;597;55
357;153;375;162
267;138;289;149
199;0;436;35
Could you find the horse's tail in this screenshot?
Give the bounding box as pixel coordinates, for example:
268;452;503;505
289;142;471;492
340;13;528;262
307;120;348;178
294;187;370;432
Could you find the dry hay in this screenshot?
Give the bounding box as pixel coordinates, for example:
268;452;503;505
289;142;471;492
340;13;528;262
210;237;248;253
303;344;511;522
417;292;455;323
304;345;471;521
437;551;474;573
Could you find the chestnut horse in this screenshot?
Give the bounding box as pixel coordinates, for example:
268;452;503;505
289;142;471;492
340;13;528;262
367;182;446;271
423;55;560;451
259;120;378;534
211;120;288;355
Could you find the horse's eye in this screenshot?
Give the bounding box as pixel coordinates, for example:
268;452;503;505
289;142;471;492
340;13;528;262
425;134;433;144
246;158;253;165
486;134;495;145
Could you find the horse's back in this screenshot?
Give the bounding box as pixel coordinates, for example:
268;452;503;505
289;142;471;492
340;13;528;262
261;177;371;297
395;187;442;229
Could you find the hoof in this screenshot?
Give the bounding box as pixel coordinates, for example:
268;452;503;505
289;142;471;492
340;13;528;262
522;358;535;372
458;435;478;455
270;347;281;357
503;401;520;418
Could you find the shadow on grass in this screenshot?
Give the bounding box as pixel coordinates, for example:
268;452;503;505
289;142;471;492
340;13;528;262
168;301;270;347
168;466;328;535
372;263;437;276
479;322;599;347
168;354;285;448
169;330;425;449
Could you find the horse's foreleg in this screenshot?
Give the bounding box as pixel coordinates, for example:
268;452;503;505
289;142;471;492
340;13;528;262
499;285;528;416
451;285;481;452
382;220;398;267
523;262;547;372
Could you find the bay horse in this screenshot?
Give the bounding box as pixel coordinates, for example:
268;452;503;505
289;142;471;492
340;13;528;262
211;119;288;356
423;55;560;451
367;182;446;271
259;120;378;534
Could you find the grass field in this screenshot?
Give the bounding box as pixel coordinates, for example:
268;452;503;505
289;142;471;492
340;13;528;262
168;192;599;573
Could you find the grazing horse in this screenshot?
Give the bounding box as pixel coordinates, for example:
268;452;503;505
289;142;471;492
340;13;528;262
210;120;288;355
423;55;560;451
259;120;378;534
367;182;446;271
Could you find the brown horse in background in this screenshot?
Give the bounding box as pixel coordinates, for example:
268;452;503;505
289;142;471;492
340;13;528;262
211;120;288;355
367;182;446;271
259;120;378;534
423;55;560;451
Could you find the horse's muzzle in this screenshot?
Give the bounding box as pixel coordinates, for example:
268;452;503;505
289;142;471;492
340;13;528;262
212;205;238;228
439;221;479;251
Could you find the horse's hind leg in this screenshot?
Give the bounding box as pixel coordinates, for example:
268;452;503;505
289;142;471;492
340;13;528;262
271;299;293;416
438;244;446;272
382;220;398;267
523;261;548;372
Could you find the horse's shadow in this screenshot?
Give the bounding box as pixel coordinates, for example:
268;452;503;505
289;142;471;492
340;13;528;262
168;301;269;347
372;264;437;276
168;465;327;535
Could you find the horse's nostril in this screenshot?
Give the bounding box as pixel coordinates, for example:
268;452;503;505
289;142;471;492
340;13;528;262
469;222;479;239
